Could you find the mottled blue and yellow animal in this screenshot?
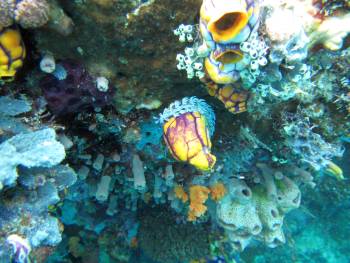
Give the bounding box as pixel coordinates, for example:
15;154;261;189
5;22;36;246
200;0;259;80
198;0;259;112
200;0;260;45
0;27;26;81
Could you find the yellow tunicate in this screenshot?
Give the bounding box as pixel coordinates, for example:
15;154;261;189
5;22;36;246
163;112;216;171
200;0;250;43
0;27;26;80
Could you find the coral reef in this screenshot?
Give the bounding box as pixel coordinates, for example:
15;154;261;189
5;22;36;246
14;0;50;29
0;128;65;188
0;0;349;262
34;0;203;113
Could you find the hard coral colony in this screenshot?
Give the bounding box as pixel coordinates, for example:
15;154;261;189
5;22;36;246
0;0;349;262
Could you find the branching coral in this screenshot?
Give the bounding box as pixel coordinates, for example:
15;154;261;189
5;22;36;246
209;182;226;201
174;184;189;203
188;185;210;221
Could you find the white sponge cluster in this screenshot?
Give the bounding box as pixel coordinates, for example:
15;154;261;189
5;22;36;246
173;24;194;43
239;32;269;87
174;24;206;79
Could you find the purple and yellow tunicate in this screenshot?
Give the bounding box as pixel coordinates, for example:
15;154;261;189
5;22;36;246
200;0;260;45
0;27;26;81
201;0;260;81
197;0;260;114
158;97;216;171
201;77;249;114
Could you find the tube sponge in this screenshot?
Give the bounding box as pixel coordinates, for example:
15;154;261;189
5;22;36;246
216;164;302;251
276;176;301;213
254;191;284;232
132;154;146;192
217;194;262;235
262;225;286;248
257;163;277;199
96;176;112;202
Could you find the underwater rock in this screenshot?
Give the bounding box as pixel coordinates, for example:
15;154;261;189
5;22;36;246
14;0;50;29
309;13;350;51
0;124;76;262
0;166;76;261
0;96;31;117
34;0;203;113
46;0;74;36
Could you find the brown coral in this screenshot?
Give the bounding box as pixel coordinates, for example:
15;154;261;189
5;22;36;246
174;184;188;203
188;185;210;221
14;0;49;28
210;182;227;201
0;1;15;29
46;0;74;36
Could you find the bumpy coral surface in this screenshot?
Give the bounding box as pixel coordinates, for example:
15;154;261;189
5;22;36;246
138;208;210;263
0;126;76;262
0;0;49;29
0;1;14;29
14;0;49;28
